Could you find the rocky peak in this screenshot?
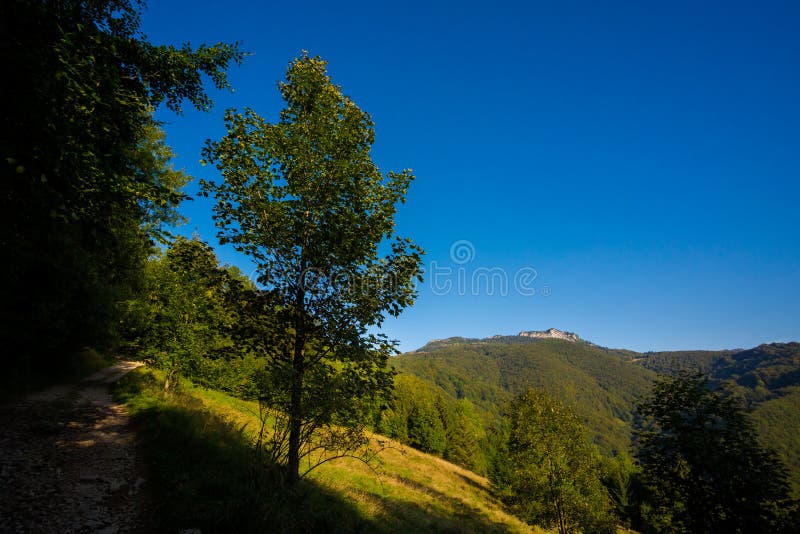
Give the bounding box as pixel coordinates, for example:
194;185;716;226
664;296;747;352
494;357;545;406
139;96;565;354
518;328;580;342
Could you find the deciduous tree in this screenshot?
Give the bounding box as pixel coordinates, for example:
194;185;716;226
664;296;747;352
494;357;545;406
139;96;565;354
492;388;616;534
634;371;793;533
201;53;423;484
124;237;249;391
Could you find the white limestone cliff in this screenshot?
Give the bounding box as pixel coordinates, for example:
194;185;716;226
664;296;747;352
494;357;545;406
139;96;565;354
517;328;580;342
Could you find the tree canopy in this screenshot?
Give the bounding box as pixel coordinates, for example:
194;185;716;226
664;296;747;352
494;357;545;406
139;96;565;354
123;237;259;393
491;388;616;534
201;53;423;484
634;371;793;533
1;0;242;379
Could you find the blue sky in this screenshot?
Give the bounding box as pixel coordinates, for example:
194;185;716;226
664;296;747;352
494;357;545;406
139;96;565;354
142;0;799;352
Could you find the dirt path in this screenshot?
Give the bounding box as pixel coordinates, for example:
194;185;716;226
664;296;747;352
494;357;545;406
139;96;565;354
0;361;147;533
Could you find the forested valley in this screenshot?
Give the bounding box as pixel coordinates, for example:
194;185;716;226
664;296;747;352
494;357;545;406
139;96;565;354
2;1;798;532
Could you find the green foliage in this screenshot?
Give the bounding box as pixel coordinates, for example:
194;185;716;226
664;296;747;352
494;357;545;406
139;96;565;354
114;367;373;532
1;0;242;380
379;375;425;444
133;125;193;244
123;237;261;394
407;403;447;456
752;386;800;497
640;343;800;405
442;398;486;472
637;350;732;376
638;343;800;497
115;366;539;533
394;338;657;456
634;371;792;533
377;375;485;472
710;343;800;403
395;337;800;502
599;453;647;530
201;53;423;484
491;388;616;534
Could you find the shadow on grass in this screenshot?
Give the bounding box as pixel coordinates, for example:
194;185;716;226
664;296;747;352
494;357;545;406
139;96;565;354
114;368;379;533
455;471;492;494
114;368;523;533
384;475;517;533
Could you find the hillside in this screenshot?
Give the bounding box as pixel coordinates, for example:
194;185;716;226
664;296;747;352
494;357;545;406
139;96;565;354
393;334;800;495
393;336;656;455
114;367;538;533
637;342;800;495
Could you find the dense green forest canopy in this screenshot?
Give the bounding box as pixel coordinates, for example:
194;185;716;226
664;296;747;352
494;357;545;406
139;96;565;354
634;371;792;532
393;337;656;456
392;336;800;497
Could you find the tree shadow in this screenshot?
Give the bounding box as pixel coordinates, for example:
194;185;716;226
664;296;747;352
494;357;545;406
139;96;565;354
117;373;381;532
117;369;528;532
456;471;493;494
375;475;517;533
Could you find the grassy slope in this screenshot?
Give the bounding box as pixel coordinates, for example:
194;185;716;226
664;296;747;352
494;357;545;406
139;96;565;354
115;366;539;533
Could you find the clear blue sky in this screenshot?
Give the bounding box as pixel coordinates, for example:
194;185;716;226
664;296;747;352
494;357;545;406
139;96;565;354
141;0;800;353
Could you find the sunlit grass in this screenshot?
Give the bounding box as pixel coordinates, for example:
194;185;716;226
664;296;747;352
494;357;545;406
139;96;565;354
116;366;542;532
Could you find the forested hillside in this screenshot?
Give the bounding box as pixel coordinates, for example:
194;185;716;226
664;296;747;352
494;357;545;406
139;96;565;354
638;342;800;495
393;338;655;456
391;336;800;497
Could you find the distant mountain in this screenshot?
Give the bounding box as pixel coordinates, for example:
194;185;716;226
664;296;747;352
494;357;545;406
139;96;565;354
517;328;581;342
393;333;800;496
397;335;656;455
417;328;587;352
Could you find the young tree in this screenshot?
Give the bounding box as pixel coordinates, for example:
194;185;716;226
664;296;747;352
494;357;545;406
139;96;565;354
407;402;447;455
435;395;484;471
599;452;647;530
201;53;423;485
634;371;792;533
492;388;616;534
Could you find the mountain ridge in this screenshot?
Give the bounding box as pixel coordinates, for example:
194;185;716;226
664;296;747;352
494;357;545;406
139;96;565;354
416;328;588;353
411;329;793;356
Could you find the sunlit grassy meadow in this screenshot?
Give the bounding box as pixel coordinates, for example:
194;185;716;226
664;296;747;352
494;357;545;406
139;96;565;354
115;366;541;533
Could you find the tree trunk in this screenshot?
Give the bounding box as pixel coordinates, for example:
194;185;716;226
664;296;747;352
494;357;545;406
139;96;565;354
548;458;568;534
287;340;303;486
287;282;306;487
